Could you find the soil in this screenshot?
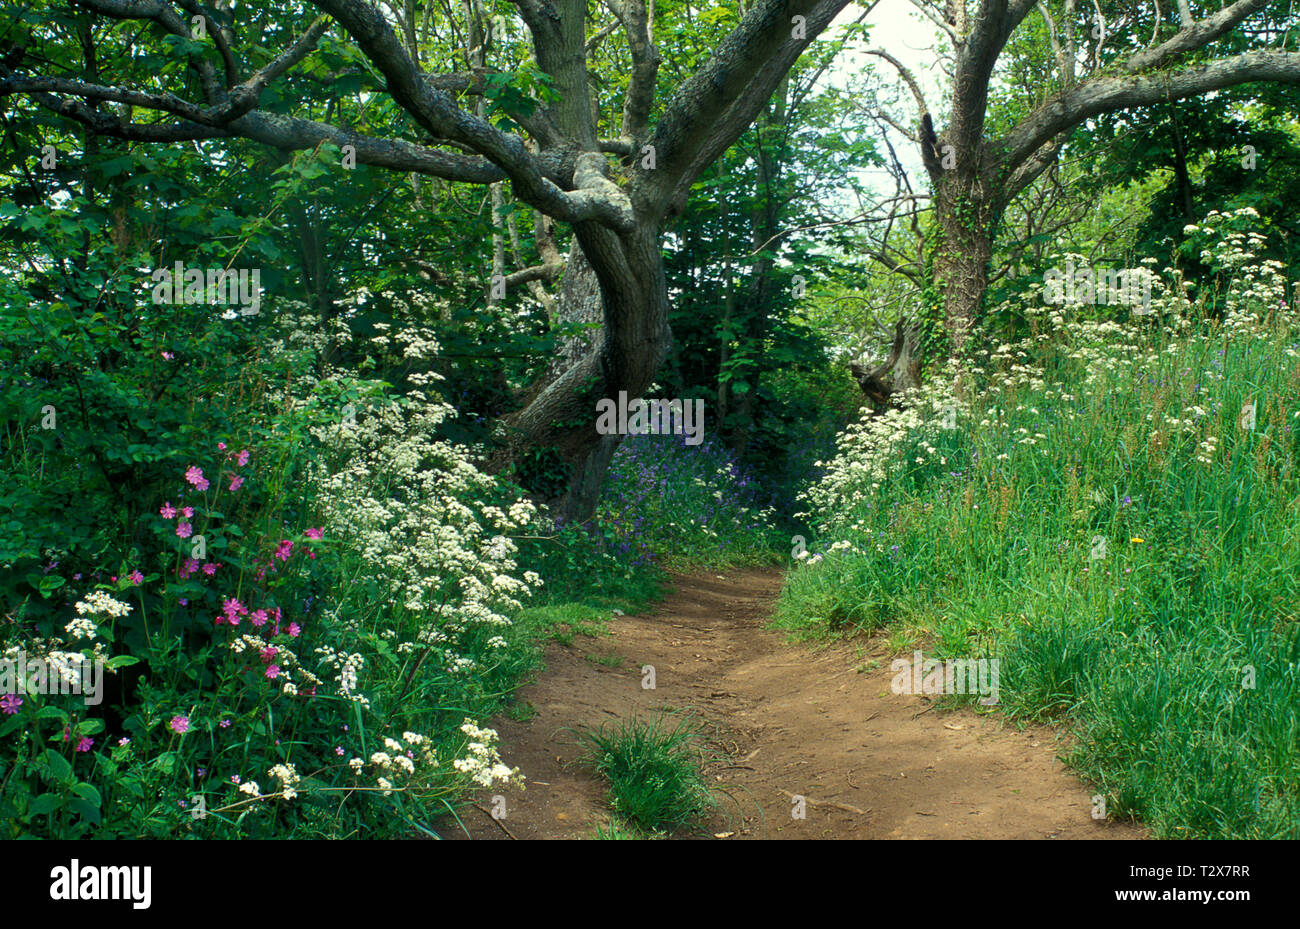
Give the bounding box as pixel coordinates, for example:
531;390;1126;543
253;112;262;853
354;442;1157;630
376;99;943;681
444;568;1145;840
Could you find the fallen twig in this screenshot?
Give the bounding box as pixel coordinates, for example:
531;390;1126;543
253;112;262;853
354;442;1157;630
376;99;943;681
473;803;518;840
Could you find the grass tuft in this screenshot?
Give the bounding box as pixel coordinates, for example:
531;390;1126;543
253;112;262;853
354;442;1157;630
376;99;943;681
577;712;716;835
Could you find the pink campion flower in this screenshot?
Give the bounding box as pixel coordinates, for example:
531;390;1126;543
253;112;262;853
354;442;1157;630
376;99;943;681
274;540;294;562
181;506;194;518
178;558;199;580
229;475;244;492
176;522;193;539
217;442;227;451
110;576;117;584
0;694;22;715
169;716;189;735
184;466;209;491
159;502;177;519
221;598;246;625
288;623;301;638
334;746;344;756
303;528;323;560
265;665;280;680
202;562;218;577
128;569;144;585
259;646;278;663
76;736;93;753
236;450;250;467
250;609;268;628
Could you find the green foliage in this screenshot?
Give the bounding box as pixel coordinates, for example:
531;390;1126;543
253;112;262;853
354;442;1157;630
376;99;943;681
0;298;540;837
598;434;786;570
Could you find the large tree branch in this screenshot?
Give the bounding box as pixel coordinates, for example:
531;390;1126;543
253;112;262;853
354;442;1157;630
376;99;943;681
215;16;332;123
638;0;855;219
948;0;1038;155
865;48;931;123
0;74;517;182
509;0;597;146
996;49;1300;196
605;0;659;144
1124;0;1270;73
174;0;243;86
425;68;566;146
6;15;328;128
305;0;631;227
13;0;635;228
71;0;226;104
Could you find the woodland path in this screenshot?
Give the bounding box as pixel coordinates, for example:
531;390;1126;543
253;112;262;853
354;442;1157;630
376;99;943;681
446;569;1145;840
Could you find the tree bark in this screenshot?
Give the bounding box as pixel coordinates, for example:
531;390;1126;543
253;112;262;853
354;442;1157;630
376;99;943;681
931;171;996;354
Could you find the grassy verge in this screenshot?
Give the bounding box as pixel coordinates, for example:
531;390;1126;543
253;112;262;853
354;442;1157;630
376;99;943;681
780;293;1300;838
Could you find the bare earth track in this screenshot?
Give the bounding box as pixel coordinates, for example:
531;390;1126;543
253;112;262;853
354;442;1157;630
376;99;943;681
447;569;1144;840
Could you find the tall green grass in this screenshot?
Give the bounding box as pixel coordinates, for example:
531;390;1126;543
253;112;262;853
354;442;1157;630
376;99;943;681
781;299;1300;838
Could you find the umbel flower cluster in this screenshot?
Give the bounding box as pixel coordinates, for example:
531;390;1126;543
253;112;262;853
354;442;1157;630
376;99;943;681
306;383;543;676
801;369;967;535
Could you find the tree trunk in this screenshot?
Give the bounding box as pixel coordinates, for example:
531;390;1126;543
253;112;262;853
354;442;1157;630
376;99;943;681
559;432;622;525
931;172;996;355
541;239;622;526
850;318;921;410
497;222;670;524
1170;113;1198;224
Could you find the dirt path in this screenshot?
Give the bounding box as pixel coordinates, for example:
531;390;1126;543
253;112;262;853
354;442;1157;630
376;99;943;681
446;569;1144;840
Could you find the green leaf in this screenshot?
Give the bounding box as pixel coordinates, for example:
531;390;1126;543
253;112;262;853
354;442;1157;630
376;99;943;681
67;797;101;825
29;793;63;815
36;706;69;723
42;749;73;781
70;782;102;808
